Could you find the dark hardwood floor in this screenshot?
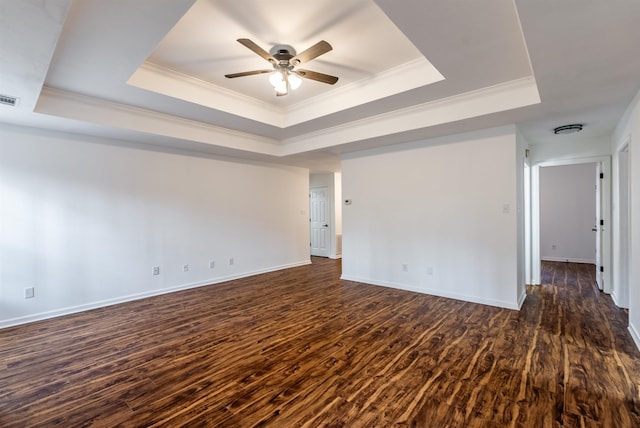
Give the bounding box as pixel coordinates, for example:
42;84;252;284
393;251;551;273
1;259;639;427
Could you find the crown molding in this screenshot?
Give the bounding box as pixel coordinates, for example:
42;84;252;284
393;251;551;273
128;57;443;128
35;87;283;156
284;57;444;127
128;61;287;127
33;76;540;160
280;76;541;155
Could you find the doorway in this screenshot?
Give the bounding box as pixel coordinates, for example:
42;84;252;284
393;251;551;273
309;186;330;257
539;162;599;283
530;156;611;292
309;172;342;259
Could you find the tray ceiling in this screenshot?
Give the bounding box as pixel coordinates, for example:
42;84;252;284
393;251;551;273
2;0;639;172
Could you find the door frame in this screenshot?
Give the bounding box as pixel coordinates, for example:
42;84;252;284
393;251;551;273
596;162;604;289
529;155;611;293
613;139;630;307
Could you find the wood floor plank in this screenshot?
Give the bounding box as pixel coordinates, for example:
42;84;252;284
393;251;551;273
1;259;639;427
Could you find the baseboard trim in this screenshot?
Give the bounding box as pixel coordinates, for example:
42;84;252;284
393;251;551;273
0;260;311;330
517;288;527;309
340;274;520;310
628;323;640;352
540;257;596;264
610;289;628;308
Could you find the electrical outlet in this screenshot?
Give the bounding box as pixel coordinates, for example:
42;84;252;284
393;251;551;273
152;266;160;276
209;260;215;269
24;287;35;299
182;264;189;272
552;244;557;250
426;266;434;275
229;257;234;266
402;264;408;272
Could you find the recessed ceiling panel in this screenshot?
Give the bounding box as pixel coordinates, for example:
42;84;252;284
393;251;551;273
129;0;444;126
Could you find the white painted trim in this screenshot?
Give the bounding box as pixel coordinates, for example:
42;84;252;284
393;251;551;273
517;290;527;309
524;159;532;285
285;58;444;127
536;156;611;168
530;164;541;285
0;260;311;330
611;289;622;308
128;62;287;127
35;78;539;160
531;156;612;293
340;275;521;310
511;0;535;79
35;87;283;156
612;136;631;309
629;324;640;352
281;76;540;155
541;257;597;264
329;255;342;259
129;58;443;128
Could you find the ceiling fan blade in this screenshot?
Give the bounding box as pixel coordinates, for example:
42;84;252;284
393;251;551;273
225;70;272;78
296;69;339;85
237;38;275;63
291;40;332;65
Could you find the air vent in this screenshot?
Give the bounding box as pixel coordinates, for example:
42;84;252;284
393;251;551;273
0;95;18;107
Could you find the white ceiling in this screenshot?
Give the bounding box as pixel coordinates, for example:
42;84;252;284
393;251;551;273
142;0;437;106
1;0;639;172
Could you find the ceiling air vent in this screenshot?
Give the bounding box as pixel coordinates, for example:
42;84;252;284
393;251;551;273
0;95;18;107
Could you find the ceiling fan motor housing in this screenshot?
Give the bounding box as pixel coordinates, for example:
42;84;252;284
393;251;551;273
270;45;296;67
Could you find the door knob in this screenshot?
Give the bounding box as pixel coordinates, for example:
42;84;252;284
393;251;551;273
324;224;329;227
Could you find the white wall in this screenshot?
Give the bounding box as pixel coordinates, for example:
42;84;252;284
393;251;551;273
0;124;310;328
309;172;342;259
334;172;342;234
530;136;612;163
341;126;524;309
614;88;640;348
539;163;597;263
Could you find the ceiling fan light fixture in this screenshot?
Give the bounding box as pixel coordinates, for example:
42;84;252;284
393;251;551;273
288;73;302;90
553;124;583;134
227;39;337;96
274;79;288;95
269;71;283;87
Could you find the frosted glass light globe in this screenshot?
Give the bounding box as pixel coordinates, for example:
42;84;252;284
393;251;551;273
289;74;302;90
269;71;283;87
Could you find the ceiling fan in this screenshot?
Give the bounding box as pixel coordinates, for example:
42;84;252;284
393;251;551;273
225;38;339;96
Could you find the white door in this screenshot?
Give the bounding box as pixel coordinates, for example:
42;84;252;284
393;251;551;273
595;163;603;290
310;186;330;257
